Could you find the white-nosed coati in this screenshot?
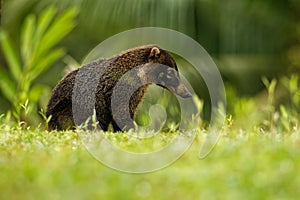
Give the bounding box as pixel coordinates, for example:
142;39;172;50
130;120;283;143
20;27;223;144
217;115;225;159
46;45;192;131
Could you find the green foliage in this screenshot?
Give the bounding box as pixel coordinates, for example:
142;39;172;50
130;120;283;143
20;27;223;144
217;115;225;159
282;74;300;109
224;75;300;136
277;74;300;133
262;77;277;109
261;77;278;130
264;75;300;134
0;6;78;125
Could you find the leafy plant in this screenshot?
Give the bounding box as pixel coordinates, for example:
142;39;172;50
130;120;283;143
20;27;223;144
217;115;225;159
277;74;300;133
261;77;277;131
0;6;78;125
258;75;300;134
281;74;300;109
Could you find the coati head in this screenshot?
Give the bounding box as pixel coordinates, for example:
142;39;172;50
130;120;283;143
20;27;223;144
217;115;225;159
140;46;192;98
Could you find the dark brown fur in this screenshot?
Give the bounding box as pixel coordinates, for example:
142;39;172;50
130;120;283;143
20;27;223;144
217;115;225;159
46;45;191;131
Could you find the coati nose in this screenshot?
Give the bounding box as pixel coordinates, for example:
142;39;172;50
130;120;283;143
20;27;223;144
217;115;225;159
180;90;192;98
173;83;192;98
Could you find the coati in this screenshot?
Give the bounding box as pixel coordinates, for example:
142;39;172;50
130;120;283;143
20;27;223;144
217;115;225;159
46;45;192;131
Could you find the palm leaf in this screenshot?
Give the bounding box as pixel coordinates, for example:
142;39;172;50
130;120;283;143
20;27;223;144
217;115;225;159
21;14;36;67
29;48;65;81
36;7;78;59
0;68;17;102
0;29;22;81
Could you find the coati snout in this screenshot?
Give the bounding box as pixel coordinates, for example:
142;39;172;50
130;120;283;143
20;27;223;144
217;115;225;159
156;66;192;98
46;45;192;131
137;63;192;98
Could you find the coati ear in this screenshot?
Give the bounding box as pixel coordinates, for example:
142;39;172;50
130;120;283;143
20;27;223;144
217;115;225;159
149;47;160;59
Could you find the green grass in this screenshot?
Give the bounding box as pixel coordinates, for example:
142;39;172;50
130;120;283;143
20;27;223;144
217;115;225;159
0;75;299;200
1;118;300;200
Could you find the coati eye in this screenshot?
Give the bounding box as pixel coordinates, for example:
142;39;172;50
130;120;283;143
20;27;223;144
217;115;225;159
166;68;175;79
164;68;179;86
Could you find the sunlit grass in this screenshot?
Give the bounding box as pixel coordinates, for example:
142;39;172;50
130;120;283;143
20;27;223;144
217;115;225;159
1;74;300;199
1;107;300;200
0;1;299;199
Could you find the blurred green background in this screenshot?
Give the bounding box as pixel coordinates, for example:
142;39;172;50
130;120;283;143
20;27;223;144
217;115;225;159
0;0;300;125
1;2;300;199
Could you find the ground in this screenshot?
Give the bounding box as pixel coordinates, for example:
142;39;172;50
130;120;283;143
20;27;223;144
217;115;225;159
1;123;299;200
